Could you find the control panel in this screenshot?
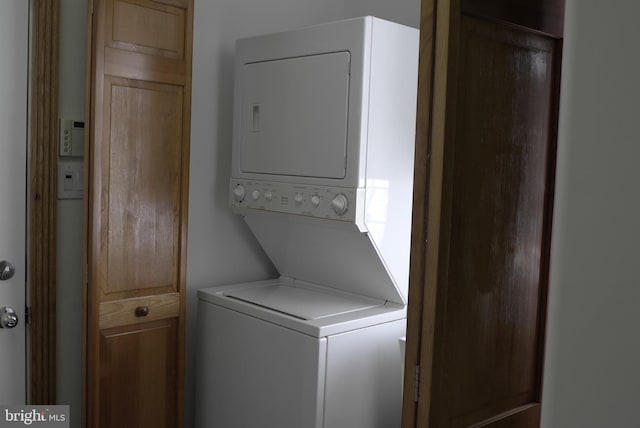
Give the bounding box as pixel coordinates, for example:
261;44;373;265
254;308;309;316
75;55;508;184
229;179;360;223
59;119;84;157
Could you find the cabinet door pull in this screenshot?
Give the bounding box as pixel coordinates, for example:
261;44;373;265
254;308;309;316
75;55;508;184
135;306;149;317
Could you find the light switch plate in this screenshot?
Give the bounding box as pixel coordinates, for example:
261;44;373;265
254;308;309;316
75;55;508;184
57;161;83;199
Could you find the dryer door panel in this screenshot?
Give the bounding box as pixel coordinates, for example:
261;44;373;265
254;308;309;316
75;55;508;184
239;52;351;179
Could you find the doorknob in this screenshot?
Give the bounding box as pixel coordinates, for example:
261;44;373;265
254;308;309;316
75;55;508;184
0;261;15;281
0;307;18;329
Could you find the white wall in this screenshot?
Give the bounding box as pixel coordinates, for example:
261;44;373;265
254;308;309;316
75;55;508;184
56;0;86;426
541;0;640;427
185;0;345;425
343;0;420;28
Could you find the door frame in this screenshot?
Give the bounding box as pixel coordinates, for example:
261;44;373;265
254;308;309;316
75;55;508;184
400;0;439;424
28;0;60;405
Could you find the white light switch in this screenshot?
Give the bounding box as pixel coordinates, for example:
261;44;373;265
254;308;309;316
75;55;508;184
58;161;83;199
63;172;73;191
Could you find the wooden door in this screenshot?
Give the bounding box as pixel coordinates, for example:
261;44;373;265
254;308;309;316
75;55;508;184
84;0;193;427
403;0;564;426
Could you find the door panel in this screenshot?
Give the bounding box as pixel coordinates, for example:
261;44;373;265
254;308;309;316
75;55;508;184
403;0;564;426
472;404;540;428
86;0;193;426
0;0;28;405
461;0;564;37
99;319;178;428
102;78;183;298
432;18;555;426
111;0;185;57
104;0;187;84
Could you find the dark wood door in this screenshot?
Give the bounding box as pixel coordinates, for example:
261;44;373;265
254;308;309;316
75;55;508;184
84;0;193;426
403;1;564;426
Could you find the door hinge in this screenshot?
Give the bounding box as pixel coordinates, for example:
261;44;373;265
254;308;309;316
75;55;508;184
414;365;420;402
25;306;31;326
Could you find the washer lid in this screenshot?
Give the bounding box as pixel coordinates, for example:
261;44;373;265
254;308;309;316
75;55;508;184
225;284;383;320
242;211;408;304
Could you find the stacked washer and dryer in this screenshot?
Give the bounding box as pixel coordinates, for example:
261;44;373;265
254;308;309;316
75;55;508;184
195;17;419;428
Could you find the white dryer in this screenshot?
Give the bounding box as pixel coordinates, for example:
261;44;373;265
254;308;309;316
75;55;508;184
195;16;419;428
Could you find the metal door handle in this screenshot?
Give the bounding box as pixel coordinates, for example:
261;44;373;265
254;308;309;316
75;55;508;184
0;307;18;328
0;261;15;281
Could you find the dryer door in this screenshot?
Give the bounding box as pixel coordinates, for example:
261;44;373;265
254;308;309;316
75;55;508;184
239;51;351;179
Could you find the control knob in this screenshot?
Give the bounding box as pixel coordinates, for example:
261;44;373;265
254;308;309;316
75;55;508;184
252;190;260;201
311;195;320;208
232;185;245;203
294;193;304;205
264;190;273;202
331;194;349;215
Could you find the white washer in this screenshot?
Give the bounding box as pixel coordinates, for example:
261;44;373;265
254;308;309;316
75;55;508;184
195;278;405;428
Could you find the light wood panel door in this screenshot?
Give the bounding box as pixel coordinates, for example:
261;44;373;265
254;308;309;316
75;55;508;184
403;0;564;426
99;319;178;427
84;0;193;427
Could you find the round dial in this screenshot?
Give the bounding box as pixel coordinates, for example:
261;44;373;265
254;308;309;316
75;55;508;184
294;193;304;205
264;190;273;202
311;195;320;207
331;194;349;215
252;190;260;201
232;185;245;202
